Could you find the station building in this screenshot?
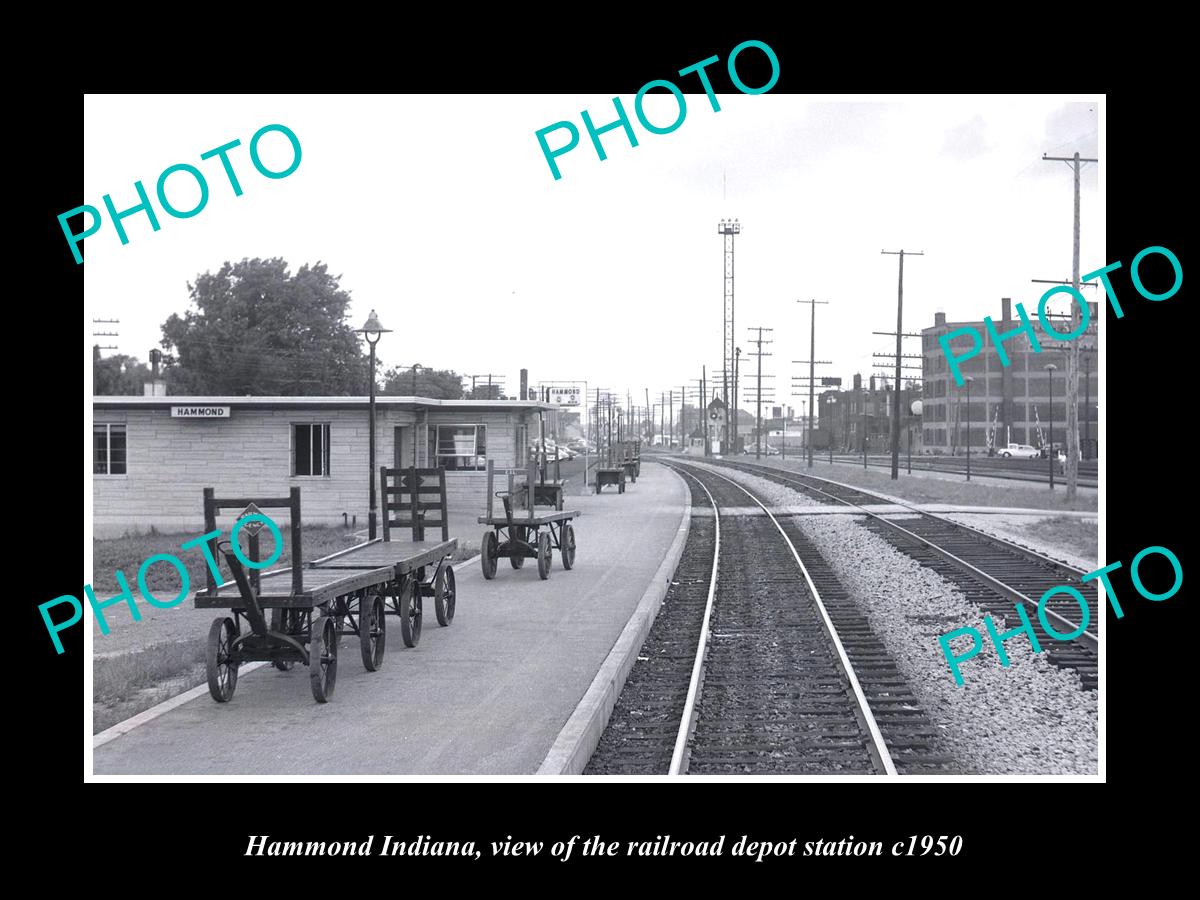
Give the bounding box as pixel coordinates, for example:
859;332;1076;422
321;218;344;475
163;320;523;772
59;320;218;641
92;395;555;536
920;298;1099;456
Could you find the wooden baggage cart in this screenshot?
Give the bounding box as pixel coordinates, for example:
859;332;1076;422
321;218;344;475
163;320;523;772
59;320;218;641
593;466;626;493
618;439;641;482
193;469;457;704
478;460;579;580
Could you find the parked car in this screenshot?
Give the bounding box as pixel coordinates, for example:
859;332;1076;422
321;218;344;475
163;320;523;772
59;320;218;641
999;443;1039;459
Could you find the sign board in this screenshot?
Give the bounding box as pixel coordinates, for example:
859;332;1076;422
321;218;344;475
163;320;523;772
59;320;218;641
545;386;582;407
237;502;266;536
172;406;230;418
820;377;843;387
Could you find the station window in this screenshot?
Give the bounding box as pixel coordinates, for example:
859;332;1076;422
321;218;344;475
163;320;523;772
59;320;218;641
292;423;331;476
94;423;126;475
432;424;487;471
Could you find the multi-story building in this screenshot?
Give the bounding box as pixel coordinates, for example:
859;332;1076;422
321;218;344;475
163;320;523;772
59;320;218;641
921;298;1099;456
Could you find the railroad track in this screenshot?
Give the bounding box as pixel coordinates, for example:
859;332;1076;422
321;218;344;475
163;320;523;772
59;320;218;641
791;454;1097;488
700;457;1099;690
586;461;957;776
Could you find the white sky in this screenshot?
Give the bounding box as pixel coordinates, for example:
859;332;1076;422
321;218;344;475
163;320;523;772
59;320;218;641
84;94;1101;408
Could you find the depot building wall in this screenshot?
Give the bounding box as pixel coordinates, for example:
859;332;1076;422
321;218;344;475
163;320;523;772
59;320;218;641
92;403;535;537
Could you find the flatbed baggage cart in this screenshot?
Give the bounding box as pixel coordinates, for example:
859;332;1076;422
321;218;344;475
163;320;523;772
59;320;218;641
594;466;626;493
477;460;580;580
193;468;458;704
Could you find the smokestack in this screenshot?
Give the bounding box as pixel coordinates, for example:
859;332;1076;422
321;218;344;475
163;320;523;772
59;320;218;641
853;373;862;391
520;368;528;401
869;375;876;392
934;311;946;327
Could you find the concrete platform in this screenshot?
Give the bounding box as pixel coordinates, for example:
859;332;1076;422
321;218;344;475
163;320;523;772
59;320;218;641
92;461;687;776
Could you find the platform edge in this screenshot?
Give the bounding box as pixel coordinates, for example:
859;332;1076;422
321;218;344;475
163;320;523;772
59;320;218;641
535;462;692;775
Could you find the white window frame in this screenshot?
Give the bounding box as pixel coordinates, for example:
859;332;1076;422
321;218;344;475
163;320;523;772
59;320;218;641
291;422;332;477
93;423;127;477
433;423;487;471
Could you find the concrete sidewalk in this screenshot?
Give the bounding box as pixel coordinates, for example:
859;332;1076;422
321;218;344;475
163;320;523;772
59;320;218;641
93;461;687;775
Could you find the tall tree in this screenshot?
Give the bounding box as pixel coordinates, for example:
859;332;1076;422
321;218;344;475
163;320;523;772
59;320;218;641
160;258;368;395
93;353;152;395
381;366;464;399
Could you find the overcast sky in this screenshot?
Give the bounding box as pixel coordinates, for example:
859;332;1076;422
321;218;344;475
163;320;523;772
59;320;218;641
84;94;1101;410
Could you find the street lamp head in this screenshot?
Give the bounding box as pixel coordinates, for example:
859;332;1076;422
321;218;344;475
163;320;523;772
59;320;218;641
1044;363;1057;372
358;309;391;345
964;375;974;383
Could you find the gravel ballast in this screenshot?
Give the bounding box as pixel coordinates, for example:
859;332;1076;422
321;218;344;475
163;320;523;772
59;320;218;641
693;464;1098;775
682;461;824;509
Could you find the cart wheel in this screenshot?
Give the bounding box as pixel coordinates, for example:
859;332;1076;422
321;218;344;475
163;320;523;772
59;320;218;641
561;523;577;570
310;614;339;703
206;617;239;703
359;592;386;671
435;565;456;626
399;578;423;648
537;532;552;580
481;531;498;580
510;526;526;569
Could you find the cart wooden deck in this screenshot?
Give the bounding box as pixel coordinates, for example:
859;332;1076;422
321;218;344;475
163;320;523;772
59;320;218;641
193;469;458;705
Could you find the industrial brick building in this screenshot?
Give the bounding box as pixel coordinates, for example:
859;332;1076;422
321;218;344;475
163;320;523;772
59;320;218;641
92;395;555;536
816;375;923;454
920;298;1099;455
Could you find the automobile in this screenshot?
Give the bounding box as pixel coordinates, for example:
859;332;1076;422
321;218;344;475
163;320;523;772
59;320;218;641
999;443;1039;459
530;441;576;461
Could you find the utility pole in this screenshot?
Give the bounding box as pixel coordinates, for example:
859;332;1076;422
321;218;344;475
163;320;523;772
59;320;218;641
701;367;710;456
881;250;924;479
669;390;674;450
746;327;774;459
718;219;741;455
1043;150;1098;500
795;299;829;468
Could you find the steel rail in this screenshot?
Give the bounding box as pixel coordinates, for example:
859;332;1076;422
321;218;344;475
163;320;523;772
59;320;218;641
669;460;898;777
713;459;1097;647
667;465;721;776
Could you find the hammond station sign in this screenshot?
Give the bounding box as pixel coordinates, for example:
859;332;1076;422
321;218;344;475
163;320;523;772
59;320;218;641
171;405;231;418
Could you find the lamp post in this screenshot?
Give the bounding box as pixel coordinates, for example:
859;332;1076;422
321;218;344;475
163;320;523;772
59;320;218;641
410;363;423;466
357;310;391;540
1045;363;1057;490
964;376;974;481
828;395;837;464
909;399;922;475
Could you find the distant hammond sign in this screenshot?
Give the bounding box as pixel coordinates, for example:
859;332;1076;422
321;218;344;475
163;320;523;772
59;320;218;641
171;406;230;418
546;387;581;407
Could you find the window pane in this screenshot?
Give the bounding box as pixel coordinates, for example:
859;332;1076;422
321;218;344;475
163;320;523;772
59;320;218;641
476;425;486;458
294;424;312;476
109;425;127;475
93;425;109;475
312;423;324;476
436;425;485;471
322;424;330;476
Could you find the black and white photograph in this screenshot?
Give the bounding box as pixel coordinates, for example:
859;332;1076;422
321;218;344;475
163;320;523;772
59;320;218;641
73;89;1115;784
